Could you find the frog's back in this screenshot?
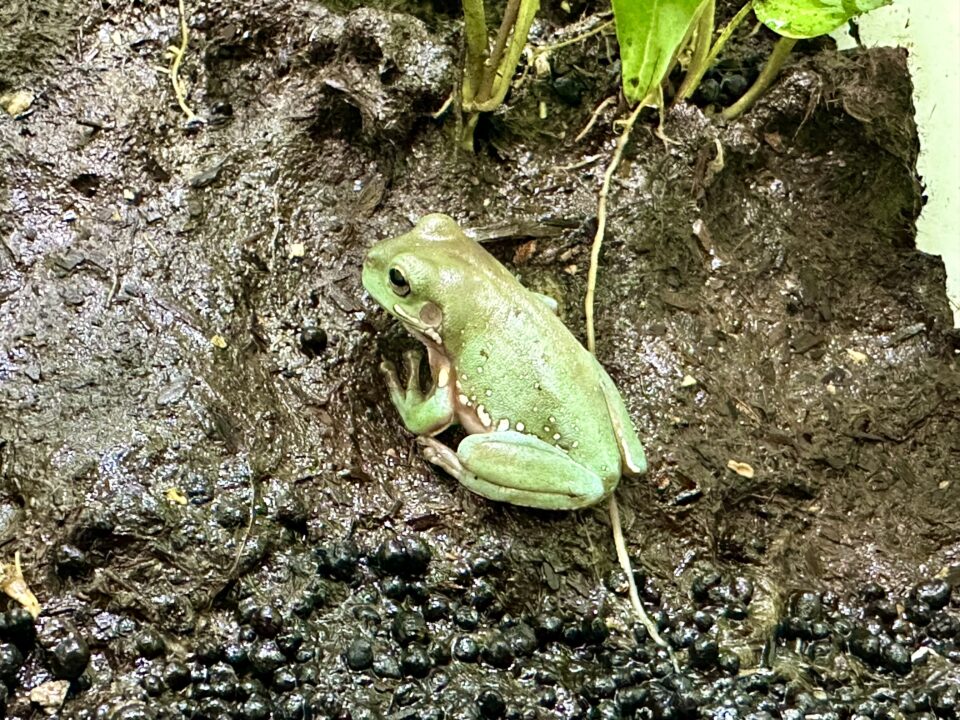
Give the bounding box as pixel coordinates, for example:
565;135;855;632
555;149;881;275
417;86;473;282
449;278;625;478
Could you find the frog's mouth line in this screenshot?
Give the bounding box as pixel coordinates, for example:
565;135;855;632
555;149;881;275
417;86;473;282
392;304;442;345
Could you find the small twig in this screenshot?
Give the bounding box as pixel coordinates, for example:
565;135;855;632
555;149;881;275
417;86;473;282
169;0;198;121
585;102;644;354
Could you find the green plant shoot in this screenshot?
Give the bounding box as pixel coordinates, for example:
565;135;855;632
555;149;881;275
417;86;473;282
460;0;540;149
723;0;891;118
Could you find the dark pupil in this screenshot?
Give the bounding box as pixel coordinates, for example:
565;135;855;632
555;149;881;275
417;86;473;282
389;268;409;293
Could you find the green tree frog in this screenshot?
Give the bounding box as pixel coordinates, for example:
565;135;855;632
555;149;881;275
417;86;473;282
361;214;647;510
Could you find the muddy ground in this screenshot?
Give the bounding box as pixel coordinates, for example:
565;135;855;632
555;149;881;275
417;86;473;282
1;1;958;718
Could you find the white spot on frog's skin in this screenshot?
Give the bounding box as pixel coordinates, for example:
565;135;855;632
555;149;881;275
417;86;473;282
437;366;450;388
477;366;484;374
548;416;556;423
476;405;492;427
458;394;470;406
544;426;551;433
515;422;525;432
461;373;469;381
572;441;580;449
497;419;510;432
553;433;561;441
485;389;492;397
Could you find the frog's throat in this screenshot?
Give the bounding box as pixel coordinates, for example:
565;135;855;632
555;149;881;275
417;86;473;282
393;304;442;345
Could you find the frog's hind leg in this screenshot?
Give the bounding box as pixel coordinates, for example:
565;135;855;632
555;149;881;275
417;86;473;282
418;431;607;511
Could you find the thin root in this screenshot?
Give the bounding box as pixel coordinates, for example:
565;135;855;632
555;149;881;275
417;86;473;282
169;0;199;122
530;16;614;61
588;106;679;672
575;95;617;143
584;101;644;354
432;91;455;119
609;496;679;671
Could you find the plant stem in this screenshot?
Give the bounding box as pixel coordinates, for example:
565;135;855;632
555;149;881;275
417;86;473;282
585;101;644;354
460;112;480;151
478;0;521;103
460;0;539;147
721;35;797;120
704;1;755;69
676;0;715;101
468;0;539;112
461;0;489;106
678;0;754;102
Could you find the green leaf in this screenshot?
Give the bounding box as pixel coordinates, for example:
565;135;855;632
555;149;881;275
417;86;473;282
612;0;708;105
754;0;892;39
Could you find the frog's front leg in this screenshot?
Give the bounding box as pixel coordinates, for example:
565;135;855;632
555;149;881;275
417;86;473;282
418;431;609;510
380;350;455;436
530;291;559;315
596;365;647;476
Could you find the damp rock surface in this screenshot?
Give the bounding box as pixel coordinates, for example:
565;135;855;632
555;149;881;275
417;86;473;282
0;0;958;718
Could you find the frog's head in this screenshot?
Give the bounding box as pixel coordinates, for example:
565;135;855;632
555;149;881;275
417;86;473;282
362;214;465;344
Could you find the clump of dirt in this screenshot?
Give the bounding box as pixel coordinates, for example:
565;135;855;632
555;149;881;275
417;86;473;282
0;1;957;718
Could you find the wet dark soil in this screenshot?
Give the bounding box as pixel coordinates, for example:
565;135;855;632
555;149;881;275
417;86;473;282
1;1;958;718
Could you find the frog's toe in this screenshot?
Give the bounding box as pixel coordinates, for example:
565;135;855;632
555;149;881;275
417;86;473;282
417;436;463;477
402;350;423;392
379;358;401;387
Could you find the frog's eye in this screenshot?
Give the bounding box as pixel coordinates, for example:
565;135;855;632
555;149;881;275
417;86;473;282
388;267;410;297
